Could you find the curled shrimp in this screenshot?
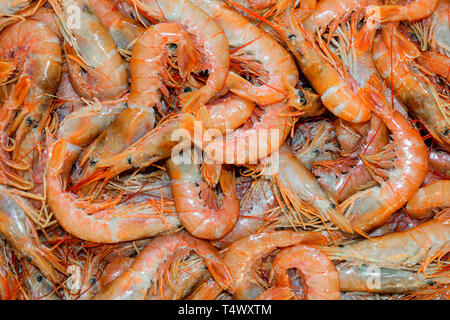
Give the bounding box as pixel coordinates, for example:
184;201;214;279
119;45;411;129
93;231;232;299
269;244;340;300
50;0;129;101
223;230;327;299
45;139;182;243
77;22;201;182
197;102;293;165
191;0;299;107
406;180;450;220
0;19;62;189
129;0;230;111
367;0;440;23
340;76;428;232
372;28;450;150
166;153;240;240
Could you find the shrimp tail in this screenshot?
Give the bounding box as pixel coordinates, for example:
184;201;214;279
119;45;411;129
256;286;295;300
201;162;222;187
369;5;406;22
360;76;394;118
0;60;14;83
204;259;233;291
354;17;377;55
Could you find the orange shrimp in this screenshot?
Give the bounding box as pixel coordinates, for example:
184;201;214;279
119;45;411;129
50;0;129;101
416;50;450;82
367;0;440;23
302;0;380;32
197;102;293;165
129;0;230;111
326;210;450;270
406;180;450;220
270;244;341;300
45;139;182;243
339;76;428;232
77;22;200;183
93;231;232;299
191;0;299;107
372;29;450;150
166;155;240;239
223;230;327;299
29;6;62;39
0;19;62;189
274;144;355;233
88;0;144;51
276;7;372;122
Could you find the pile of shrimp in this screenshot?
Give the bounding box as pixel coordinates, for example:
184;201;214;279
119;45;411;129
0;0;448;300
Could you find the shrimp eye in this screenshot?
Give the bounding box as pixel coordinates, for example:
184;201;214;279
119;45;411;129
198;69;209;77
26;256;32;263
127;157;133;165
288;34;296;41
26;117;33;126
89;277;96;285
36;274;43;282
297;90;306;105
338;244;345;248
182;87;192;93
168;43;178;50
313;149;320;154
330;203;336;209
90;159;98;166
443;128;449;136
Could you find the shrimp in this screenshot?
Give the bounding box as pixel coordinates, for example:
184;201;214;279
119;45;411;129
338;76;428;232
198;102;293;165
325;210;450;271
314;114;389;202
57;99;128;147
270;244;340;300
166;154;240;239
0;186;62;284
302;0;380;32
45;139;182;243
372;29;450;150
223;230;327;299
30;6;62;39
337;262;448;294
273;144;355;233
93;231;232;299
367;0;440;23
88;0;144;51
49;0;129;101
290;119;340;170
416;50;450;82
77;22;201;183
129;0;230;111
21;263;60;300
406;180;450;220
191;0;299;106
0;19;62;188
54;72;84;123
276;7;372;122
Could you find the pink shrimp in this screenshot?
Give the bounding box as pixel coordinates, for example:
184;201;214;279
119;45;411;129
270;244;341;300
166;155;240;240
